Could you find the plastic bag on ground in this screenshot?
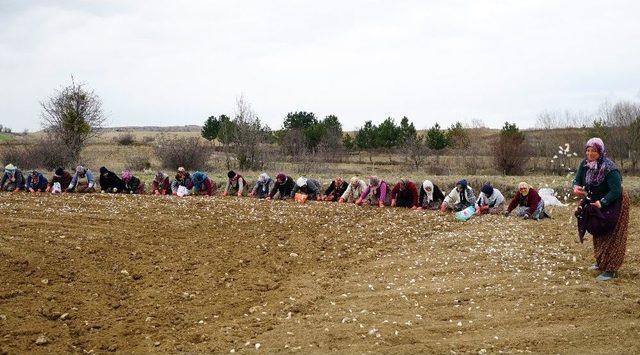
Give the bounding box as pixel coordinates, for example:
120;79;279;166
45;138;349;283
538;188;566;207
455;206;476;221
294;193;308;204
177;185;190;197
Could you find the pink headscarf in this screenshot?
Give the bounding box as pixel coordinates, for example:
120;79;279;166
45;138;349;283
121;169;133;182
583;137;617;186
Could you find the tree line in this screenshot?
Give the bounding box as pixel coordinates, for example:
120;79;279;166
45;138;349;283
2;78;639;176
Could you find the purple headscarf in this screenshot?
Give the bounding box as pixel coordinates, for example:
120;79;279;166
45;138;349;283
584;137;617;186
121;169;133;182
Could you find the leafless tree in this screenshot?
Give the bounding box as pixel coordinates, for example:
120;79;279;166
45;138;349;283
40;77;106;161
404;135;428;170
232;95;270;170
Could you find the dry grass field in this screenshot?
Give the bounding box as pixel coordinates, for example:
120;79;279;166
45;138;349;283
0;193;638;353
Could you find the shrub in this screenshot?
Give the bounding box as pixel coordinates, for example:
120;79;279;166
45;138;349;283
0;138;74;170
493;122;530;175
155;136;210;170
0;145;30;169
125;155;151;171
142;136;155;144
116;133;136;146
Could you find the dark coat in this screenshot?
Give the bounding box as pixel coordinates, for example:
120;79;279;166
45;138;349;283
324;180;349;201
390;181;419;207
99;170;126;192
49;171;73;190
124;176;143;194
270;176;295;199
26;173;49;192
418;183;445;208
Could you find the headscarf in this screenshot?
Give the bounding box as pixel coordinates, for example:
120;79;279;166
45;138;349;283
518;182;531;196
422;180;434;202
456;179;469;203
99;166;108;175
396;179;410;192
192;171;207;188
368;176;380;187
121;169;133;182
368;176;381;195
155;171;167;183
76;165;87;176
258;173;270;183
584;137;617;186
31;170;40;183
296;177;308;187
481;183;494;196
54;167;64;177
177;166;186;173
456;179;468;190
4;164;16;175
276;173;286;182
350;176;360;187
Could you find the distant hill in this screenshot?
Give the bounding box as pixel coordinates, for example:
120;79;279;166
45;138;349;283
99;125;201;132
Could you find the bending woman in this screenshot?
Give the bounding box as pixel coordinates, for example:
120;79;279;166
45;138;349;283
505;182;544;219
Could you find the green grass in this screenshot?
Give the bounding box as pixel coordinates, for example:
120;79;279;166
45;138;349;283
0;133;14;142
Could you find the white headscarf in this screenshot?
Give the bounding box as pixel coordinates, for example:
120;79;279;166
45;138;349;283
259;173;270;183
422;180;434;202
296;177;308;187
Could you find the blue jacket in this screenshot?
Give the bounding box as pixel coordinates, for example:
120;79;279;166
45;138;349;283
26;173;49;191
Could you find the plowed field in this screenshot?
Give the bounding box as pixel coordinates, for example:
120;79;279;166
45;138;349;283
1;194;638;353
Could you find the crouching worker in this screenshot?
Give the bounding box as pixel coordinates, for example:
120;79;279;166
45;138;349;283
171;167;193;196
475;183;505;215
192;171;216;196
416;180;445;210
224;170;248;196
152;171;171;195
122;169;145;194
67;166;96;193
1;164;25;192
356;176;390;207
267;173;295;200
99;166;125;193
291;177;322;201
250;173;273;199
505;182;545;220
47;167;72;193
339;177;366;203
26;171;48;193
441;179;475;212
390;179;419;208
323;176;348;202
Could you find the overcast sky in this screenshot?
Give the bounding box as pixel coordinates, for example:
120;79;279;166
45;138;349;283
1;0;639;132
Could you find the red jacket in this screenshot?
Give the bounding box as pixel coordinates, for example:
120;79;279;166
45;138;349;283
507;188;542;215
390;181;419;207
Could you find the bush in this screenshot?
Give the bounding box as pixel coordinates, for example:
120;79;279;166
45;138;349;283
116;133;136;146
142;136;155;144
0;145;29;169
155;136;211;170
493;122;530;175
125;155;151;171
0;138;74;170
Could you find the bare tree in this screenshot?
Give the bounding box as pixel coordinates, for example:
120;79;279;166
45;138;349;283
610;101;640;170
40;77;106;161
232;95;270;170
404;134;428;170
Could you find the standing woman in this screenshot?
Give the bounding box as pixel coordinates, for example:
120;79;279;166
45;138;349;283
573;138;630;281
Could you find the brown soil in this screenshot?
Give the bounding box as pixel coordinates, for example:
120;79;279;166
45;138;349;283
1;194;639;353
